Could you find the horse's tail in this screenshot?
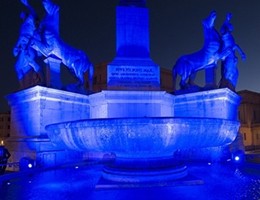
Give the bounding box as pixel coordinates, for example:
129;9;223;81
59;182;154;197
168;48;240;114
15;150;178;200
81;59;94;91
74;52;94;91
172;57;184;92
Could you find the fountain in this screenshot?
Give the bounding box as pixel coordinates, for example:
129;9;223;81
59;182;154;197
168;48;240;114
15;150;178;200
44;2;241;184
6;0;243;189
46;116;239;183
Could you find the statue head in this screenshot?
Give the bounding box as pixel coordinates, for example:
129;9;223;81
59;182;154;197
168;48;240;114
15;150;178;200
119;0;146;7
220;12;234;34
19;11;37;36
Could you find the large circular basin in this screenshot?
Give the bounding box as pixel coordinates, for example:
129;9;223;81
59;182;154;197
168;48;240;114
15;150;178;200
45;117;239;159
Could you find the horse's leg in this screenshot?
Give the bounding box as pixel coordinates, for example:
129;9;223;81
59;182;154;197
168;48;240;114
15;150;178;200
180;61;190;89
180;77;187;89
72;53;94;91
188;72;197;86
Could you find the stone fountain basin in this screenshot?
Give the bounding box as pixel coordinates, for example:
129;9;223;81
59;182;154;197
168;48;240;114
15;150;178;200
45;117;239;159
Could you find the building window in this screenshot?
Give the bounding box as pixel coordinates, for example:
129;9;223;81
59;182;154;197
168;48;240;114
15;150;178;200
243;133;247;141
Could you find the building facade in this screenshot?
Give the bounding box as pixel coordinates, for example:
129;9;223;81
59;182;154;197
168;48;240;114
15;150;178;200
0;111;11;144
238;90;260;151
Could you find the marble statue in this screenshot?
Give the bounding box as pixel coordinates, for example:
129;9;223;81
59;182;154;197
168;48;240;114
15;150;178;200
219;13;246;91
172;11;229;91
119;0;146;7
13;0;43;88
30;0;94;91
39;0;60;36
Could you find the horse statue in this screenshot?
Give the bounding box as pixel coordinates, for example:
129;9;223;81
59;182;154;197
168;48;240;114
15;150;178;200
172;11;229;91
30;0;94;91
30;30;94;90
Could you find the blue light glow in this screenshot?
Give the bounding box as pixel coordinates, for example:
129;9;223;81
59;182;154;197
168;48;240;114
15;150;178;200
234;156;240;161
6;0;245;187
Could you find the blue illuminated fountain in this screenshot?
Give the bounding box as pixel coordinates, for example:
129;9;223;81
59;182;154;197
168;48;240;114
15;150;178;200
6;0;242;186
44;2;241;184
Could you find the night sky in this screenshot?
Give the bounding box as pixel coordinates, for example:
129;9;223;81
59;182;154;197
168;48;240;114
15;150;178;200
0;0;260;112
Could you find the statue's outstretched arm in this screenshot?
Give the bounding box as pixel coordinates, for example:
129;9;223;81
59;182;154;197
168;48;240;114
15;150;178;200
233;44;246;61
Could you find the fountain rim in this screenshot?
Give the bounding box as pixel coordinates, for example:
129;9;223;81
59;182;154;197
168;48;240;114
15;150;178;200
45;116;240;130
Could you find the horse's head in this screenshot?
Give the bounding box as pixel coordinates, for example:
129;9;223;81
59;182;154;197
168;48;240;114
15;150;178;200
42;0;59;15
202;10;217;29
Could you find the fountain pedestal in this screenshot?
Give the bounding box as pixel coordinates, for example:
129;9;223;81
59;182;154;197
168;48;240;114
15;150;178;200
5;86;90;169
103;157;187;183
46;111;240;184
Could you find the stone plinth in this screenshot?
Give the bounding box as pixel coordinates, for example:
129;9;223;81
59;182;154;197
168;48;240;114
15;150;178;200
5;85;90;168
88;88;240;121
174;88;241;120
44;57;62;89
88;90;174;118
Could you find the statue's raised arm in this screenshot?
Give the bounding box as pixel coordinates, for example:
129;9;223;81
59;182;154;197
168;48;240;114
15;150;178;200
40;0;60;35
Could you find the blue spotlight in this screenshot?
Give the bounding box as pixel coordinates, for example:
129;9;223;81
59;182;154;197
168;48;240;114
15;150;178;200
232;150;244;163
19;157;35;171
234;156;240;161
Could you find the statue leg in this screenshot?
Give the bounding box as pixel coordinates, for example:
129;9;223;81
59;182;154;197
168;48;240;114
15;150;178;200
188;72;197;86
180;77;187;89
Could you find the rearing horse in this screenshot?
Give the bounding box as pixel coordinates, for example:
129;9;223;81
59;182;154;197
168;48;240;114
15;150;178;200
30;0;93;90
172;11;228;91
30;30;94;90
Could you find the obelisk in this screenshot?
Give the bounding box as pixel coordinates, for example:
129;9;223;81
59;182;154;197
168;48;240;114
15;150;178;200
107;0;160;90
